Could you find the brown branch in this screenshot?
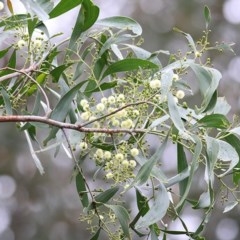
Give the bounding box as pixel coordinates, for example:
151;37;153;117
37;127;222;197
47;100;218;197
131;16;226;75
0;64;38;82
0;115;147;134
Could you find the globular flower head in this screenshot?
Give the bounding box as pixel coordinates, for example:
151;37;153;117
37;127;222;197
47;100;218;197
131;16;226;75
121;119;133;129
32;39;42;49
129;160;137;168
121;160;129;167
117;94;125;102
173;74;179;81
149;79;161;89
101;97;108;105
104;151;112;159
106;172;113;179
80;99;89;107
111;118;120;127
0;2;4;11
130;148;139;157
115;153;124;162
17;39;27;49
176;90;185;99
96;103;105;112
132;109;140;117
80;111;91;121
108;95;116;104
79;141;88;150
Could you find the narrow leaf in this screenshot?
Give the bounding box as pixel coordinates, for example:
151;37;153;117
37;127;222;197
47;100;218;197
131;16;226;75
190;64;221;113
223;201;238;213
177;142;188;197
97;16;142;36
105;204;130;238
198;113;230;129
176;136;202;210
90;228;101;240
133;135;168;186
0;47;11;59
7;0;14;14
102;58;158;79
76;171;89;208
135;183;170;229
168;93;193;142
216;139;239;177
68;0;99;51
223;134;240;184
204;5;211;29
49;0;83;19
43;80;87;145
94;186;119;204
1;88;12;115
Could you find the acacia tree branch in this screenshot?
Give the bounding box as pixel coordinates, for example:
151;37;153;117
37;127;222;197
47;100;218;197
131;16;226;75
0;64;38;82
0;115;147;134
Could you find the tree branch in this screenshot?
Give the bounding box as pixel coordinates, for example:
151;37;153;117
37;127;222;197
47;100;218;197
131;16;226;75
0;115;147;134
